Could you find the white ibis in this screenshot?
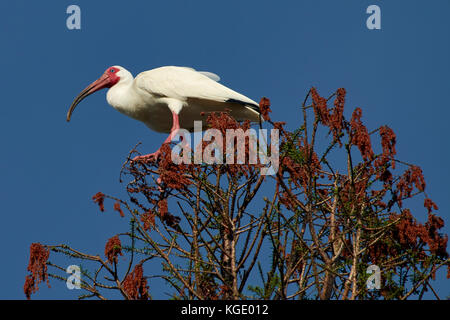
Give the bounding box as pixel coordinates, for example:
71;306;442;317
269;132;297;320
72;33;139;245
67;66;261;161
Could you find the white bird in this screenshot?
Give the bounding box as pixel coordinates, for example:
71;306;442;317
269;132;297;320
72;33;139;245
67;66;261;161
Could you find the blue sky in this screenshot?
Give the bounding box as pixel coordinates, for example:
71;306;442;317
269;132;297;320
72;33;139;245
0;0;449;299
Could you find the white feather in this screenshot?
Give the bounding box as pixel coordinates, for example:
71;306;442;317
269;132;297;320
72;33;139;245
198;71;221;82
135;66;257;106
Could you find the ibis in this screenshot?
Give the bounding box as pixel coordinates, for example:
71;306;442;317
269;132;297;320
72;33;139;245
67;66;261;161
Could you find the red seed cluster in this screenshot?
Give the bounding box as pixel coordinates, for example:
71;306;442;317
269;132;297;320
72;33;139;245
395;166;426;207
158;143;192;190
311;87;330;124
379;125;397;168
203;111;262;177
259;97;272;121
140;210;156;231
105;235;123;264
424;198;438;214
92;192;106;212
350;108;374;161
158;198;180;228
113;201;125;217
24;243;50;299
123;263;149;300
389;209;448;259
311;87;347;146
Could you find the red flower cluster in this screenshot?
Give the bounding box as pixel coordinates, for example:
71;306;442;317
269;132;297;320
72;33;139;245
158;198;168;216
123;263;149;300
279;143;321;194
206;111;246;135
140;210;156;231
158;143;192;190
395;166;426;207
259;97;272;121
425;213;448;258
424;198;438;214
279;190;296;211
330;88;346;146
393;209;422;248
311;87;329;124
379;125;397;168
203;111;261;178
92;192;105;212
114;201;125;217
340;173;369;209
390;209;448;259
24;243;50;299
105;235;122;264
311;87;346;146
158;198;180;228
349;108;374;161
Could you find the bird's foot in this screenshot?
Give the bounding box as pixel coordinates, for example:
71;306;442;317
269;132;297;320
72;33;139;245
131;150;161;163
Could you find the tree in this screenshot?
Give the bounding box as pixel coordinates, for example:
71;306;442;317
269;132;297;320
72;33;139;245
24;88;449;300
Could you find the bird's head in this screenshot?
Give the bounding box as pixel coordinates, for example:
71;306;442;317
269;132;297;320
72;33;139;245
66;65;131;122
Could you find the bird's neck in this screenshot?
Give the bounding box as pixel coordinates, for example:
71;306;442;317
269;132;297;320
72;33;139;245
106;81;143;119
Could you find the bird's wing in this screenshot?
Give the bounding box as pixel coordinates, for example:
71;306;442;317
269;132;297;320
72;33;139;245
135;66;258;108
176;67;220;82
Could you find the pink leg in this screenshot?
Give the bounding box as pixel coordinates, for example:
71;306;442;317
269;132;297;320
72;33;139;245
132;112;181;163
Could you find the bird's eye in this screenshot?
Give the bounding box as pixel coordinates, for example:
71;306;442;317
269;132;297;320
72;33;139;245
110;69;115;73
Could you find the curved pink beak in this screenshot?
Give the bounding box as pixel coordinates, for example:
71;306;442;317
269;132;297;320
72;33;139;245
66;73;112;122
